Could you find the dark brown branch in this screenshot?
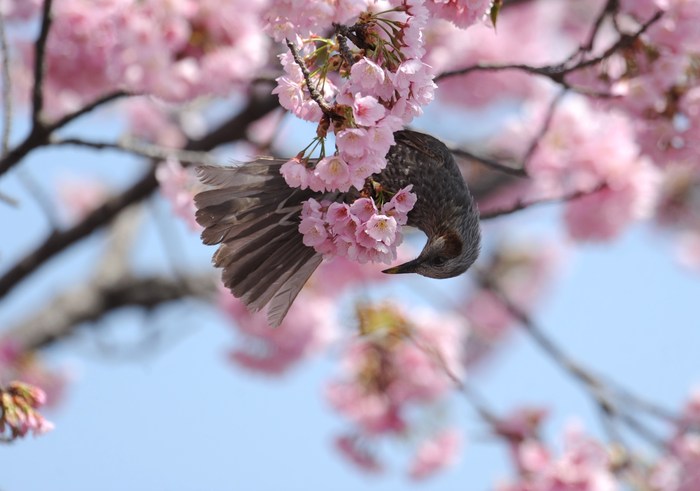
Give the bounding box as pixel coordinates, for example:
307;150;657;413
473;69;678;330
481;277;600;387
578;0;618;54
0;169;159;300
285;38;334;118
435;10;663;92
0;91;128;176
479;184;607;220
2;274;216;352
0;92;280;299
31;0;54;124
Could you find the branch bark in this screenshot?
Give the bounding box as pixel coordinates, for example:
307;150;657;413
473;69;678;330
0;91;280;299
2;274;217;352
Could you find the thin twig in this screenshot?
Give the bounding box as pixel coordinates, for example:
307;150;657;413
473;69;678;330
333;24;357;69
451;147;527;178
563;11;663;76
31;0;54;124
0;13;12;157
479;184;607;220
413;334;502;428
50;137;217;166
0;190;17;206
0;91;129;176
482;279;601;387
16;167;60;228
47;90;128;132
480;279;681;447
522;90;566;168
616;411;668;449
435;10;663;93
149;198;190;280
285;38;335;118
578;0;618;54
0;92;280;299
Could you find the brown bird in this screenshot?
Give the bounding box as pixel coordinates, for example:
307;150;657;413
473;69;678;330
195;130;481;326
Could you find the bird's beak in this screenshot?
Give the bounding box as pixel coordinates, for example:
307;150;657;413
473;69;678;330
382;258;420;275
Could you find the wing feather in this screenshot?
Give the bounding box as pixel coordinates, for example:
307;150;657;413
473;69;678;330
194;161;324;326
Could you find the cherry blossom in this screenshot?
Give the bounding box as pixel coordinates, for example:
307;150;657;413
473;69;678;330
326;302;468;475
0;381;54;440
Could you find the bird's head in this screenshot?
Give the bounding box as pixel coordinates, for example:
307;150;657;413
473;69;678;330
383;221;481;279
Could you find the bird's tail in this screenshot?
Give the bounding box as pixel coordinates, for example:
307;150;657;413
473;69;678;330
194;159;322;327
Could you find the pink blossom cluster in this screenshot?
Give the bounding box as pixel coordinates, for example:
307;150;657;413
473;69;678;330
496;97;660;241
219;287;337;375
326;302;466;478
0;339;67;408
497;425;617;491
0;381;54;440
569;1;700;168
219;256;399;375
273;0;436;168
0;0;42;20
271;1;437;264
647;389;700;491
18;0;268;116
297;186;416;264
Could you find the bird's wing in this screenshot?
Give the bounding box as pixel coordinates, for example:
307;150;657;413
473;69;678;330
195;160;322;327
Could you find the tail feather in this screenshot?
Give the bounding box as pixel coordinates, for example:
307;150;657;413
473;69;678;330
195;161;323;327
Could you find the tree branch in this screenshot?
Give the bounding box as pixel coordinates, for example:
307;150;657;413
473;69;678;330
450;147;527;178
285;38;335;118
31;0;54;125
50;137;218;166
479;277;680;442
0;91;129;176
479;184;607;220
0;92;280;299
435;10;663;94
2;274;216;353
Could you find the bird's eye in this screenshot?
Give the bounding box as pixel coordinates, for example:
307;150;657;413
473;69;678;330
431;256;447;266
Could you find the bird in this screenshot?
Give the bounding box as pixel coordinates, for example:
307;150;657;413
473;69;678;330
194;129;481;327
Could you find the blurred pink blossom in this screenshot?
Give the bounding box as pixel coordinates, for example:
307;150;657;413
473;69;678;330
335;434;384;473
57;177;109;223
495;97;661;241
408;429;462;480
220;288;337;375
498;424;617;491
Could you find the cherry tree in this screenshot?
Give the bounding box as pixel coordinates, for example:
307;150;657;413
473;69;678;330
1;0;699;488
